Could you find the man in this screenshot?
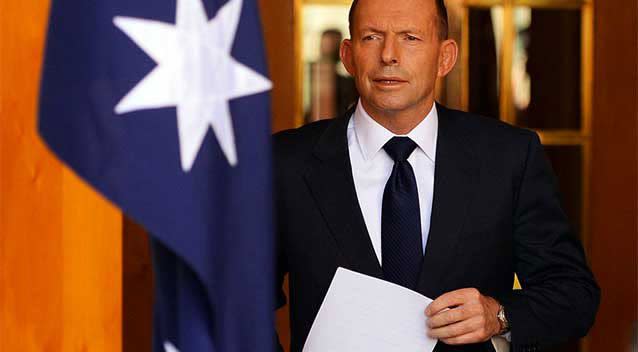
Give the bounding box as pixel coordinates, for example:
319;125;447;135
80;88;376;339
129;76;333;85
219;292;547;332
273;0;599;351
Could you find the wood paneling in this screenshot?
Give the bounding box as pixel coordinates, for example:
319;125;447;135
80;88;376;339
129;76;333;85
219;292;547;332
589;0;638;351
0;1;122;351
259;0;302;132
60;172;122;352
123;218;153;352
258;1;300;349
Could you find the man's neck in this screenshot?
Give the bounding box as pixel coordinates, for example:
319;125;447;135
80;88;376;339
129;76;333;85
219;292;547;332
361;99;435;135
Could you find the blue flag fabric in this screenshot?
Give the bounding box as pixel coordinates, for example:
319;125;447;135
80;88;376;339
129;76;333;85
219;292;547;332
38;0;274;351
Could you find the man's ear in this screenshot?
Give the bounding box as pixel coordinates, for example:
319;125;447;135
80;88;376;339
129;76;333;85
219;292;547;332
340;39;355;76
437;39;458;78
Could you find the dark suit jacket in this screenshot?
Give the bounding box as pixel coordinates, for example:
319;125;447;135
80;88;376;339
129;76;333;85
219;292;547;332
273;104;599;352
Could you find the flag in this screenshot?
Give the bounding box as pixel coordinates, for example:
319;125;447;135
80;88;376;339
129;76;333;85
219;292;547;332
38;0;274;351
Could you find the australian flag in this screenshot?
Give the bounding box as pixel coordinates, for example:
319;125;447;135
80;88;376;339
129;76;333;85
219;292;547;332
38;0;274;351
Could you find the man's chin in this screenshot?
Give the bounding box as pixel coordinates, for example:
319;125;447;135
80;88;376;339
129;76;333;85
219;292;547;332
365;98;415;115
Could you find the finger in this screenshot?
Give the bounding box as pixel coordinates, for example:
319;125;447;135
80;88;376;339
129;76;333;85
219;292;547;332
428;316;483;340
440;329;491;345
425;288;480;316
427;306;470;329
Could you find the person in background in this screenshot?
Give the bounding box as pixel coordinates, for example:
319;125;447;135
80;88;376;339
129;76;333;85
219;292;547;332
306;29;357;122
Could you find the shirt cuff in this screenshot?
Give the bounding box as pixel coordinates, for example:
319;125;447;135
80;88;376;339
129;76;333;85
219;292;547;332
502;331;512;342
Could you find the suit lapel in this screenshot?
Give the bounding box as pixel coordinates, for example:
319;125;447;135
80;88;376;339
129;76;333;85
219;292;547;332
417;105;481;298
303;114;383;279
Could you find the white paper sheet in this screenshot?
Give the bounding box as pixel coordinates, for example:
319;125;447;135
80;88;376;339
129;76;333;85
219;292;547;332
303;267;438;352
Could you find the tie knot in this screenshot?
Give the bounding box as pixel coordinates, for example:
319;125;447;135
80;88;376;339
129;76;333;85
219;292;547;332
383;137;417;162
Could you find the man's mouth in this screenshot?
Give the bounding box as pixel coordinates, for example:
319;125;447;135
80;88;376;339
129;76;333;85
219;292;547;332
373;77;407;86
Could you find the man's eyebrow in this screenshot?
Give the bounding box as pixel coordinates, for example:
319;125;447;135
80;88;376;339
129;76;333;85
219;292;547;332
358;26;424;34
398;29;422;34
359;26;383;33
395;26;428;35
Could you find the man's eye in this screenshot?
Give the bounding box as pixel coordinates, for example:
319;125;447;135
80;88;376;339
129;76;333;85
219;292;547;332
363;35;378;41
406;35;419;41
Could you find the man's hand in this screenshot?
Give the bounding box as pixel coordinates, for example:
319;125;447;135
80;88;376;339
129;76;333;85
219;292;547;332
425;288;502;345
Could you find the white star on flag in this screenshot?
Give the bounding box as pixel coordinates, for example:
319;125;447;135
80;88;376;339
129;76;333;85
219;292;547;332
164;341;180;352
113;0;272;172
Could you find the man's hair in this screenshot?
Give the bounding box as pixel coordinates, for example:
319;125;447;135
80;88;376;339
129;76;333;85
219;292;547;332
348;0;449;40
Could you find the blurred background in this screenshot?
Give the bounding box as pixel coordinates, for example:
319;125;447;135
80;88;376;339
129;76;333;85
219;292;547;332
1;0;636;351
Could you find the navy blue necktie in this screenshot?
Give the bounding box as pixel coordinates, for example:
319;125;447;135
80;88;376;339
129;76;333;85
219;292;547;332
381;137;423;290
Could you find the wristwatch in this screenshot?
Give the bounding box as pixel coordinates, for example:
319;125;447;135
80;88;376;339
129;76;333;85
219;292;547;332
497;304;510;334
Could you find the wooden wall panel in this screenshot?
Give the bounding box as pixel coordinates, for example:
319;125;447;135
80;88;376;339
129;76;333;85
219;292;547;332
122;218;153;352
0;1;123;351
61;171;122;352
0;1;63;349
259;0;301;132
589;0;638;351
258;1;300;350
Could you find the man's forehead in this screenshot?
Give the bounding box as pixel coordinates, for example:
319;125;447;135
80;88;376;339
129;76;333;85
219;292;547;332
354;0;437;15
352;0;438;28
353;11;437;34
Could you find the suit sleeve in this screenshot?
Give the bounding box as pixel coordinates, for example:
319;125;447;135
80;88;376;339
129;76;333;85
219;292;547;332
497;133;600;350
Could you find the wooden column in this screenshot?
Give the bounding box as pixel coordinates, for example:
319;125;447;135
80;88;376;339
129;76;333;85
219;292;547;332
589;0;638;351
0;1;123;351
259;1;300;350
259;0;302;133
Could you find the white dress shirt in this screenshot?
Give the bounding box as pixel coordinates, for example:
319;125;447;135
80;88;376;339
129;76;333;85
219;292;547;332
347;100;438;265
347;102;511;346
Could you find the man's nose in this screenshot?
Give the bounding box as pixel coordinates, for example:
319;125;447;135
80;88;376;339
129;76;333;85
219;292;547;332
381;37;399;66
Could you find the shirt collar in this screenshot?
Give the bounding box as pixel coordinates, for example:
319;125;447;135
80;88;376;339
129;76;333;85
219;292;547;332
352;99;438;162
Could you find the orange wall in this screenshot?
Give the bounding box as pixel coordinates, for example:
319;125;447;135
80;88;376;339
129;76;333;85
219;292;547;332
0;1;122;351
260;0;301;132
589;0;638;350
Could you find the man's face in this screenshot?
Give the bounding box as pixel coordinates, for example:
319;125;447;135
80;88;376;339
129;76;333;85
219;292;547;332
341;0;445;117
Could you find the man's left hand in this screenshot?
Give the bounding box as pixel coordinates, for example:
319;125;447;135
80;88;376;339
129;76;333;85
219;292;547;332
425;288;502;345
